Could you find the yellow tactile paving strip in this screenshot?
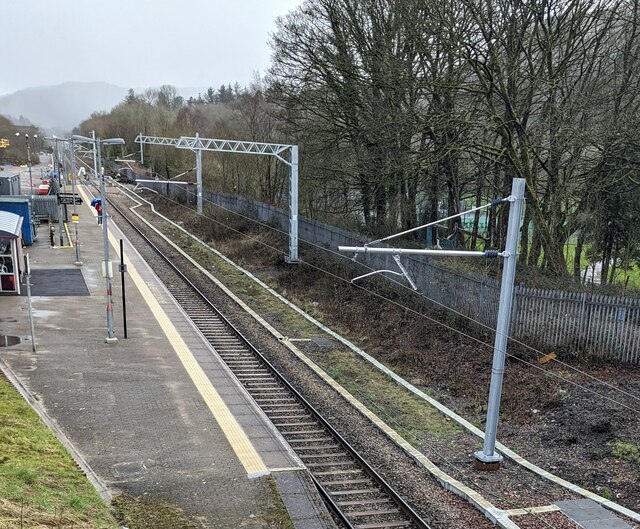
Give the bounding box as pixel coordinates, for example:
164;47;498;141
116;184;640;528
78;184;268;478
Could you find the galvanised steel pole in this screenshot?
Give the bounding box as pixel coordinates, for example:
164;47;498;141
26;135;34;193
287;145;299;263
474;177;526;469
55;139;65;246
97;140;118;343
91;131;98;180
70;139;82;265
195;132;203;215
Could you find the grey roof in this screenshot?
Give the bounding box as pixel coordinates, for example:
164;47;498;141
0;210;23;238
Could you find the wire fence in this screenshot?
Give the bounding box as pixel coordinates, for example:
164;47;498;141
139;181;640;365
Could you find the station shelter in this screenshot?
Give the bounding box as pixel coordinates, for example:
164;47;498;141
0;210;24;294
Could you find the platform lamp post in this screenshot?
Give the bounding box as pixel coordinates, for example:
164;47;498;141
15;132;37;193
45;135;68;246
72;134;125;344
68;138;82;266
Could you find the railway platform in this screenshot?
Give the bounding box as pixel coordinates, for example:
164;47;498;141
0;171;335;529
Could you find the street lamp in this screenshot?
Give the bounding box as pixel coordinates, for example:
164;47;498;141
67;138;82;266
72;134;125;344
15;132;37;193
44;135;68;246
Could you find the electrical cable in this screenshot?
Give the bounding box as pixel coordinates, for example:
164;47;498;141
176;185;640;405
352;388;563;529
128;184;640;414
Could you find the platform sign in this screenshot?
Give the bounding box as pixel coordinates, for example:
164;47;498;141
71;213;79;223
58;193;82;205
0;138;9;148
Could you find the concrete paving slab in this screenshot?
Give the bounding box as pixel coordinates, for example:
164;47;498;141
556;499;633;529
0;179;335;528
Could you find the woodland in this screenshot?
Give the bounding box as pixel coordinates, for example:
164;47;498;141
70;0;640;288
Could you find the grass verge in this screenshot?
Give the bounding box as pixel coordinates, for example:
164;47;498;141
157;218;463;443
0;377;119;529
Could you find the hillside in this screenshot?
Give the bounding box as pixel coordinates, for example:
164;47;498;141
0;82;128;133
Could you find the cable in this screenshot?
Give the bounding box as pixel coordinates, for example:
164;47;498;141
176;185;640;405
145;185;640;412
125;185;640;414
352;388;562;529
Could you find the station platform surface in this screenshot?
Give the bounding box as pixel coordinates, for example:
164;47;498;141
0;168;334;529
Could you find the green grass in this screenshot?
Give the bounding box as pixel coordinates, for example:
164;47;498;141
610;442;640;464
112;494;198;529
160;220;462;445
318;351;461;440
0;378;119;528
564;243;640;289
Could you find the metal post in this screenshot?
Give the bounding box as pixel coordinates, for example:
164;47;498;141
24;254;36;352
286;145;299;263
97;141;118;344
26;137;34;193
54;141;64;246
91;131;98;180
139;132;144;165
474;177;526;469
70;139;82;265
120;239;128;339
195;132;203;215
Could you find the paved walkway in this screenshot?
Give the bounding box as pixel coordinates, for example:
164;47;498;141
0;168;334;529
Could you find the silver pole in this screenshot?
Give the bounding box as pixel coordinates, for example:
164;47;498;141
56;140;64;246
474;177;526;469
287;145;299;263
139;132;144;165
195;132;203;215
26;137;34;193
70;139;82;265
25;254;36;352
91;131;98;180
97;140;118;344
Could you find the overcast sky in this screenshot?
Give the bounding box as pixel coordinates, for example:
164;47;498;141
1;0;302;96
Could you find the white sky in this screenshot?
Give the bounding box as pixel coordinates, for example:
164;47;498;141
0;0;302;95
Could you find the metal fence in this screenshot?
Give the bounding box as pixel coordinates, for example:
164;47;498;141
140;181;640;364
30;195;59;222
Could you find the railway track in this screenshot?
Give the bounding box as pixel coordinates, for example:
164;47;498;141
108;194;432;529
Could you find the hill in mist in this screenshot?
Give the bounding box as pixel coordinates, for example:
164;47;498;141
0;82;128;134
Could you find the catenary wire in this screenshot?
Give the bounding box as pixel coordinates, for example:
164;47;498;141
174;184;640;405
120;183;640;415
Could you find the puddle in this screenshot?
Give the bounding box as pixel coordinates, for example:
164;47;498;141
0;335;22;347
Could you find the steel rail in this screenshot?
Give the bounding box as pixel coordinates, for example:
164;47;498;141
108;196;432;529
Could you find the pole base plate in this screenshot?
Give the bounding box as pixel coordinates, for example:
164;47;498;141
105;336;118;344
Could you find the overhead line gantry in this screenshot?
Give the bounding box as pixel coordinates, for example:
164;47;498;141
135;133;299;262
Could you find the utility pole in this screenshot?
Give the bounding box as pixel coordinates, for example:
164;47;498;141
69;139;82;265
474;177;525;469
338;178;526;470
72;134;125;344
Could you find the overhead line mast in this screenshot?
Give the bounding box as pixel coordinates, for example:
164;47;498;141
135;133;299;263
